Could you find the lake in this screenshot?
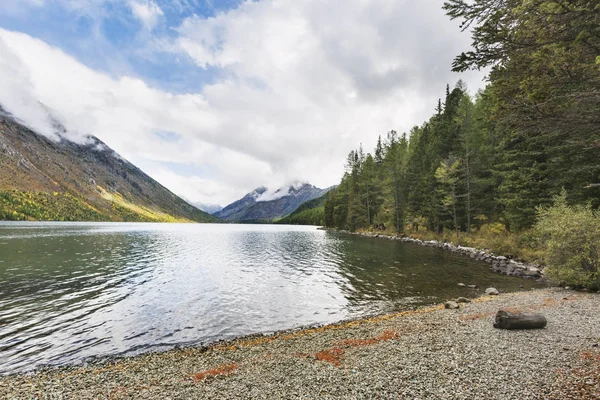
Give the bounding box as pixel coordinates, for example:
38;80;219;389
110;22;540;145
0;222;541;374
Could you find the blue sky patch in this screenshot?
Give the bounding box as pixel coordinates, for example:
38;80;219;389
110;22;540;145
0;0;244;93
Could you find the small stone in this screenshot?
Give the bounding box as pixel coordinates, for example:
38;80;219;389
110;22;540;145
444;301;460;309
457;283;466;287
456;297;471;303
467;284;477;289
485;288;499;296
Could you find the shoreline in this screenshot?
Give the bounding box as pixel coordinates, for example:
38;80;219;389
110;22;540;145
0;290;509;378
328;228;545;280
0;306;438;378
1;226;549;380
1;287;598;399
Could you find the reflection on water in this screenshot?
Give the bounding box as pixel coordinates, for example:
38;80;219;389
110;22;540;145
0;222;541;374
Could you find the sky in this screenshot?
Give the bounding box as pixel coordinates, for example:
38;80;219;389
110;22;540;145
0;0;487;207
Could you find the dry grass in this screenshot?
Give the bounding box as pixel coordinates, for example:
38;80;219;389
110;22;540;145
97;186;191;223
313;330;402;367
550;350;600;400
459;296;576;322
398;223;543;263
339;330;399;348
315;348;345;367
190;363;238;383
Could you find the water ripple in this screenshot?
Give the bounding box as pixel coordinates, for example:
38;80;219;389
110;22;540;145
0;222;542;374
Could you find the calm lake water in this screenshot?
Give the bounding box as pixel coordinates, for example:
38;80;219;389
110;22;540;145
0;222;541;374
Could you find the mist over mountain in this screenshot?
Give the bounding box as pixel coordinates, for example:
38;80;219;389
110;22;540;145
194;202;224;215
215;182;332;222
0;103;218;223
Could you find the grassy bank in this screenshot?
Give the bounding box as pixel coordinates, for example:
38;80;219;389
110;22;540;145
356;223;542;264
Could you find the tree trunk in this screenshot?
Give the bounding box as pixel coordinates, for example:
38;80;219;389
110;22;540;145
465;101;472;233
465;155;471;233
493;310;547;330
452;185;459;238
393;172;400;233
366;191;371;227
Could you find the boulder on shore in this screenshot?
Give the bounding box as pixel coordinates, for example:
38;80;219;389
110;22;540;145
485;287;500;296
493;310;547;330
444;301;460;309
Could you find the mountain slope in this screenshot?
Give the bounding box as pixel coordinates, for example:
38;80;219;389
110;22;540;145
0;106;219;223
215;183;331;222
213;187;267;221
194;203;223;214
276;192;328;226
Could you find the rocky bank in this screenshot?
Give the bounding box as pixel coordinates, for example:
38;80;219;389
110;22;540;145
336;230;544;280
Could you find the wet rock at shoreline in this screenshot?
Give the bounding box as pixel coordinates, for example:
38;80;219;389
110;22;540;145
444;301;460;309
486;288;500;296
340;230;545;280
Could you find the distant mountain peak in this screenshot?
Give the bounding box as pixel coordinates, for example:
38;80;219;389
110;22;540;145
215;182;332;222
194;202;224;215
255;181;313;203
249;186;267;198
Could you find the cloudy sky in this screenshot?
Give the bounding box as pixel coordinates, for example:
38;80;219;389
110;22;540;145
0;0;486;207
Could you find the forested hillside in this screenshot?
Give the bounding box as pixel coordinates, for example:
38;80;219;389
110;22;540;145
276;194;327;226
325;0;599;234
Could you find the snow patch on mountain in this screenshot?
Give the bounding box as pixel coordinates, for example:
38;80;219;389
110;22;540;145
255;181;309;202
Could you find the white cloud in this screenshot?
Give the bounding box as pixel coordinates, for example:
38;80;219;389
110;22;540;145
148;169;241;207
0;0;487;207
0;28;272;204
255;187;290;203
0;37;60;141
0;0;45;15
255;181;308;202
129;0;164;30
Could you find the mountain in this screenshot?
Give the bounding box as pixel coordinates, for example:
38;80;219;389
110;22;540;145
214;186;267;221
215;182;331;222
0;105;219;223
194;202;223;214
276;192;329;226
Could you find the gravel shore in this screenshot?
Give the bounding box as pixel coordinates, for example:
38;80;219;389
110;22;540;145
1;288;599;399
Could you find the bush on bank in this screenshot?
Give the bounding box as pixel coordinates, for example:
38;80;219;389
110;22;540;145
376;223;542;263
535;191;600;290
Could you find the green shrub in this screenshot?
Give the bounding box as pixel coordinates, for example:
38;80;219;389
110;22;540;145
535;191;600;290
0;190;107;221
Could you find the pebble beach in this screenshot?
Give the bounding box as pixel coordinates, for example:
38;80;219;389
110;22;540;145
1;287;599;399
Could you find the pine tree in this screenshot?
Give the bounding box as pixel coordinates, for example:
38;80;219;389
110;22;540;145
435;157;462;237
445;0;600;227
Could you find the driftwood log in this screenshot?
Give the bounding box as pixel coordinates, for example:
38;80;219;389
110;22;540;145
493;310;547;330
